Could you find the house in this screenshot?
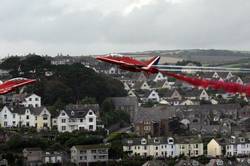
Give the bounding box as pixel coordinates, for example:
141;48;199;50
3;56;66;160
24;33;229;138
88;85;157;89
133;104;240;136
51;55;75;65
43;151;65;164
133;107;176;136
110;96;138;120
149;72;168;82
110;97;138;113
0;69;10;78
207;138;224;157
128;90;136;97
123;137;179;158
175;136;204;157
123;136;203;158
147;90;160;102
0;106;51;130
225;136;250;157
239;105;250;119
23;148;43;166
150;80;171;90
184;89;209;101
22;93;41;108
227;76;243;85
133;81;151;90
71;144;109;165
164;89;184;100
0;159;8;166
52;108;96;132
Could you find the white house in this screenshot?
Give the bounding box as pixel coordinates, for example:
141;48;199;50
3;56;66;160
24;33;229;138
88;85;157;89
123;137;179;158
0;106;51;130
22;94;41;108
225;136;250;157
123;136;203;158
150;72;168;82
128;90;136;97
147;90;160;102
53;108;96;133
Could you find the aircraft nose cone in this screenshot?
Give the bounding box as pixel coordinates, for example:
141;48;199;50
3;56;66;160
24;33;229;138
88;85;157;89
95;56;102;60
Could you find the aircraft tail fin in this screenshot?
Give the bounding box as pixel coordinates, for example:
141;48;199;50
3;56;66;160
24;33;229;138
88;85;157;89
145;56;160;69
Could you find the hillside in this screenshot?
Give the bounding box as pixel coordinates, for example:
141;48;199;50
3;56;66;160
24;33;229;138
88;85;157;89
118;49;250;65
0;54;127;106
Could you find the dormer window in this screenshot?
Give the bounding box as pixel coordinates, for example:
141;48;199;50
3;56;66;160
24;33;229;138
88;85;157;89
71;111;75;116
231;139;235;144
168;137;174;144
154;138;160;143
240;137;245;143
61;112;65;116
141;138;147;145
89;111;93;115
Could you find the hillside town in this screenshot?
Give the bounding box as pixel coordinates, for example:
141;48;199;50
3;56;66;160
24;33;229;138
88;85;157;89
0;55;250;166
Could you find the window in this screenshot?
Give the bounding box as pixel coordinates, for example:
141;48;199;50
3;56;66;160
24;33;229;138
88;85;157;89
89;118;93;122
4;115;7;119
35;116;37;120
80;119;83;122
43;115;48;120
61;112;65;116
35;104;38;107
155;146;158;150
61;119;66;123
26;115;29;119
13;121;16;125
35;98;39;101
43;123;48;127
89;111;93;115
144;146;147;150
62;126;66;131
13;114;15;118
89;125;93;130
29;98;32;101
26;122;29;127
4;122;7;127
80;156;83;160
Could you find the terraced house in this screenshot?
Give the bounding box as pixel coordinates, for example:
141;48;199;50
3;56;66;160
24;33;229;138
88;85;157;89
0;106;51;130
123;136;203;158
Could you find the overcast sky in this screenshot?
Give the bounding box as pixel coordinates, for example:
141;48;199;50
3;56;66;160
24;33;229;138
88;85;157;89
0;0;250;57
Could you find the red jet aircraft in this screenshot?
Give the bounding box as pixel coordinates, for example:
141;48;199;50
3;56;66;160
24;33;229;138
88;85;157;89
0;77;36;95
96;54;160;74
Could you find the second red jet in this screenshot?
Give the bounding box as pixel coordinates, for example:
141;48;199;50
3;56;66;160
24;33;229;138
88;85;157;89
96;54;160;74
0;77;36;95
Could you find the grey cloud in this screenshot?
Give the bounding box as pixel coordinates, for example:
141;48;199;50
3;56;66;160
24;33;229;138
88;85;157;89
0;0;250;56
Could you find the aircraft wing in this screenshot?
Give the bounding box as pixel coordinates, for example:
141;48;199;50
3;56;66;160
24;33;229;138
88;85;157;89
0;87;13;95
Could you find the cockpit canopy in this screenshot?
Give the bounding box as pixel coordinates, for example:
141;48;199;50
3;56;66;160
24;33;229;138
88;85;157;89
8;77;28;81
107;53;124;57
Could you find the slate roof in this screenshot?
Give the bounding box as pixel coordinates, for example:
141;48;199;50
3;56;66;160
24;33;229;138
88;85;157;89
133;104;240;123
110;97;138;107
64;108;92;118
133;81;148;89
6;106;48;115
